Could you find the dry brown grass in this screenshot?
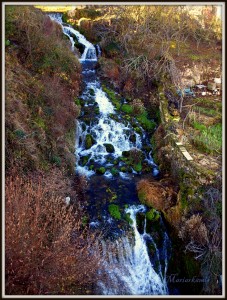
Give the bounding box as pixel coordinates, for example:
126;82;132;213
5;174;101;295
137;178;177;211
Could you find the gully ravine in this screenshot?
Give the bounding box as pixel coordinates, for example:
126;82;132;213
49;13;173;295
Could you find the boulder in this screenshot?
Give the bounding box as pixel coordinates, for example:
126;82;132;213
103;143;115;153
85;134;95;149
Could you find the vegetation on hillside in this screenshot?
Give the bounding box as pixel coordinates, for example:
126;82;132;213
5;5;101;295
5;6;81;174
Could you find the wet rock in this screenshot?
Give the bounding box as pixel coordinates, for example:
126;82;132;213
103;143;115;153
96;167;106;175
110;167;119;176
85;134;96;149
136;212;145;234
129;133;136;143
122;150;130;157
80;154;91;166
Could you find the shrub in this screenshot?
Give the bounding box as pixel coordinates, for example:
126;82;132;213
179;214;209;249
5;175;102;295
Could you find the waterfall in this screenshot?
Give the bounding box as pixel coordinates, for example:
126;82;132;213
48;13;97;61
98;205;169;295
48;14;170;296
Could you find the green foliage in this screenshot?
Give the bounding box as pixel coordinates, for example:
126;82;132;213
194;106;221;117
102;85;121;109
74;98;81;106
133;162;142;172
108;204;121;220
121;104;133;114
146;208;160;221
136;112;156;131
5;6;16;39
192;121;207;131
192;123;222;154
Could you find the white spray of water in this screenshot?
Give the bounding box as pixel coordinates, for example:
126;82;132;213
98;205;169;295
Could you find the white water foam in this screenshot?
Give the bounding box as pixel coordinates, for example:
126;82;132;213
98;205;169;295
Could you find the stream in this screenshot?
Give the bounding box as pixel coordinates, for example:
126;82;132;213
49;13;172;295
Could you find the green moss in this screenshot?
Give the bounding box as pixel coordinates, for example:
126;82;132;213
74;98;81;106
124;213;133;224
138;190;146;204
85;134;95;149
81;155;91;166
104;143;115;153
108;204;121;220
136;112;156;131
146;208;160;221
110;167;119;175
133;162;142;172
120;166;127;172
121;104;133;114
96;167;106;175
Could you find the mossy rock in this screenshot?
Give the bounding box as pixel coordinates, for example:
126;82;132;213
136;212;145;234
124;213;133;225
89;164;94;170
85;134;96;149
80;154;91;166
96;167;106;175
146;208;160;222
122;150;130;157
110;167;119;175
103;143;115;153
95;107;100;114
88;88;95;96
108;204;121;220
120;166;127;172
129;133;137;143
133;162;142;173
134;127;142;134
81;123;86;131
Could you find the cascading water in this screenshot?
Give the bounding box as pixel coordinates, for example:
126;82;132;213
49;13;171;296
97;205;170;295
